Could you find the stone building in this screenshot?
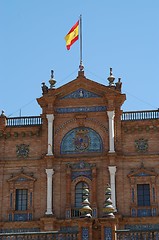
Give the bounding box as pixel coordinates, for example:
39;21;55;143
0;67;159;239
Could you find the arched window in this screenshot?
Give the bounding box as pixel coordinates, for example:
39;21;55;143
75;182;89;208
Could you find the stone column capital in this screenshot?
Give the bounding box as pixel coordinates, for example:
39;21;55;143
46;168;54;177
108;166;117;175
107;110;115;119
46;114;54;122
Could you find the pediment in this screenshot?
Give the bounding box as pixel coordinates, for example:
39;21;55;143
56;77;107;100
128;167;157;178
37;71;126;112
8;172;36;182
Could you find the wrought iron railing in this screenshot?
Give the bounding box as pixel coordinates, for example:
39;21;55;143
116;229;159;240
7;116;42;127
71;208;81;218
0;231;78;239
122;110;159;121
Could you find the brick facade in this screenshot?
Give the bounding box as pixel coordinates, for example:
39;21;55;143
0;69;159;239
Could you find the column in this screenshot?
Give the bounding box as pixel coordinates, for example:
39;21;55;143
46;114;54;155
45;169;54;215
107;110;115;152
108;166;117;209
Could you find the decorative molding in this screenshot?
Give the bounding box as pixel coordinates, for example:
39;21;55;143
55;118;108;135
128;164;157;178
8;172;36;183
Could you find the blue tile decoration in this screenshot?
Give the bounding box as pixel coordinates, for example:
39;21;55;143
135;172;151;177
9;214;12;221
56;106;107;114
92;208;97;218
61;88;101;99
60;226;78;233
131;208;136;217
68;160;95;170
82;227;89;240
72;170;92;180
14;213;30;221
61;127;102;154
104;227;112;240
137;209;151;217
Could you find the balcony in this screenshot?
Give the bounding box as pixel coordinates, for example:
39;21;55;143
6;116;42;127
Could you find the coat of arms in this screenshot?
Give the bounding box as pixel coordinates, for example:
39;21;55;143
74;129;90;152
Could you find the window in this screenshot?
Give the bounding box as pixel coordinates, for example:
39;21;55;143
128;165;158;217
75;182;89;208
16;189;28;211
137;184;150;207
8;172;36;221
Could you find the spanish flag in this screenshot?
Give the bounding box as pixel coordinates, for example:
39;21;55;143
65;20;79;50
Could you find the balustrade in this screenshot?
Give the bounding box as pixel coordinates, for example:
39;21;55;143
7;116;42;126
122;110;159;121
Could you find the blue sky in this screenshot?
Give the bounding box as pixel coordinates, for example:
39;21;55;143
0;0;159;117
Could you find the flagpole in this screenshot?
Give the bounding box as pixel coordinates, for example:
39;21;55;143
79;14;84;71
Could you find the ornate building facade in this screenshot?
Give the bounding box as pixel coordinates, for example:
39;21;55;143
0;68;159;239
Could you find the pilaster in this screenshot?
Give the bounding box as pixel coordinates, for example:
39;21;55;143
46;114;54;155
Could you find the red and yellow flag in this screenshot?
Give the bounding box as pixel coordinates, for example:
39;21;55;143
65;20;79;50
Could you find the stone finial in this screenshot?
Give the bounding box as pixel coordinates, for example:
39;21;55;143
115;77;122;91
79;60;84;71
103;184;115;218
49;70;56;89
80;184;92;218
41;82;48;95
107;68;115;86
1;110;5;117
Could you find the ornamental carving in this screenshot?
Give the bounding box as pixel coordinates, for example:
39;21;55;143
16;144;29;158
134;138;148;152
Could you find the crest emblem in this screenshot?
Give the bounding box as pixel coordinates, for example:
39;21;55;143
16;144;29;158
74;129;90;152
135;138;148;152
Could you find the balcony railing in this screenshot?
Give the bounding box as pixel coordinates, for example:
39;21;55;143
116;229;159;240
7;116;42;127
5;110;159;127
131;206;157;217
0;231;78;239
122;110;159;121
